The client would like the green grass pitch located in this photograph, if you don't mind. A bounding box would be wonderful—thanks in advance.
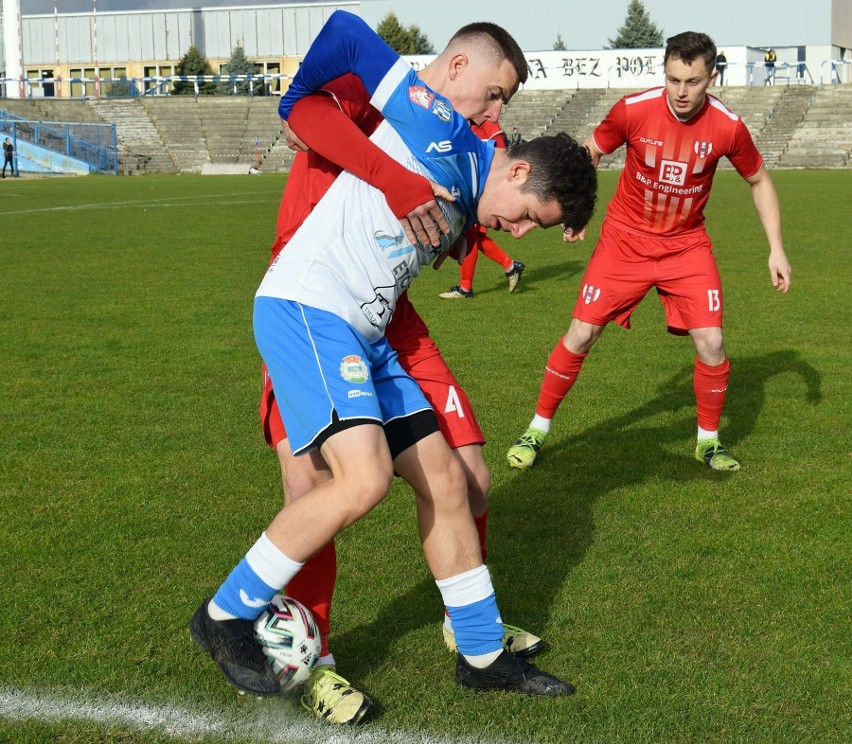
[0,170,849,743]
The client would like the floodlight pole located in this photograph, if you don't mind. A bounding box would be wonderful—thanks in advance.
[2,0,24,98]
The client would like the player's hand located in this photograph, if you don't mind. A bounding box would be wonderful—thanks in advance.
[769,251,791,294]
[563,226,587,243]
[281,119,309,152]
[433,234,469,270]
[399,181,455,248]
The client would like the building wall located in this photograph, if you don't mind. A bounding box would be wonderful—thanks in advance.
[5,1,356,96]
[5,0,852,96]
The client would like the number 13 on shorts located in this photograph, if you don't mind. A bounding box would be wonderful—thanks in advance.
[707,289,721,312]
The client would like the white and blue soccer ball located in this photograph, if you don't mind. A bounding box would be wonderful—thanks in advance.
[254,594,321,692]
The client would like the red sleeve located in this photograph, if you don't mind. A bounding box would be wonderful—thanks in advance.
[728,118,764,179]
[591,97,629,156]
[288,89,434,219]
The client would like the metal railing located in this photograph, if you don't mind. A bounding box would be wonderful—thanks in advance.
[0,74,291,100]
[0,110,118,174]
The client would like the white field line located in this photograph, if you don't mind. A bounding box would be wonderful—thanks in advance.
[0,192,276,216]
[0,687,506,744]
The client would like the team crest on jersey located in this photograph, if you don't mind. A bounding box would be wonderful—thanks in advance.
[409,86,434,109]
[340,355,369,384]
[432,99,452,122]
[582,283,601,304]
[694,141,713,158]
[659,159,687,186]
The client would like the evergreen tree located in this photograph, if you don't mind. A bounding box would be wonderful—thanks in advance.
[216,43,262,96]
[553,34,567,51]
[408,24,435,55]
[607,1,664,48]
[377,12,434,55]
[172,45,215,95]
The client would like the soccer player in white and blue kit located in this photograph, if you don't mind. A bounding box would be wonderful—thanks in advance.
[191,10,597,700]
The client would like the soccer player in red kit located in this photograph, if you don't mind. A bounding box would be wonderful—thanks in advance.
[261,74,544,723]
[438,119,526,299]
[507,31,791,471]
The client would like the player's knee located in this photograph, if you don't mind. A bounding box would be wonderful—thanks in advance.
[344,467,394,516]
[565,320,602,353]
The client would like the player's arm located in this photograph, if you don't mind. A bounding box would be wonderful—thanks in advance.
[279,9,468,163]
[745,165,791,294]
[278,10,401,122]
[288,92,452,247]
[581,135,604,170]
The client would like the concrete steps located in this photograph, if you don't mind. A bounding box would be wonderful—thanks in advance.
[87,98,177,174]
[8,83,851,174]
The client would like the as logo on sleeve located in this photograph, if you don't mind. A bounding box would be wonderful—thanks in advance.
[409,86,434,109]
[659,160,687,186]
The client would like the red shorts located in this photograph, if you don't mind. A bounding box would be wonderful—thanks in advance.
[574,219,723,335]
[259,295,485,450]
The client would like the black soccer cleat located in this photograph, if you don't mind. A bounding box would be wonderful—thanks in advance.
[190,598,281,696]
[455,650,575,696]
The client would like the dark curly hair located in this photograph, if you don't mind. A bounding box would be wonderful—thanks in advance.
[508,132,598,233]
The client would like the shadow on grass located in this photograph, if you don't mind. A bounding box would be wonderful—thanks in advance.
[328,350,821,716]
[489,348,822,629]
[455,258,585,299]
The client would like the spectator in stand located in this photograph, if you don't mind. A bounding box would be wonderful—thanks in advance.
[510,126,523,146]
[2,138,15,178]
[764,49,777,85]
[715,50,727,86]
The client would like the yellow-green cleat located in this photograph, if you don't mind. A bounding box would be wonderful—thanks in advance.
[443,623,545,659]
[507,426,548,469]
[695,438,741,471]
[300,666,372,725]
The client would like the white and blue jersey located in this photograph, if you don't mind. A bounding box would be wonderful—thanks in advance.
[257,10,495,340]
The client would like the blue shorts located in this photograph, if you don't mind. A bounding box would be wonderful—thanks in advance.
[254,297,433,455]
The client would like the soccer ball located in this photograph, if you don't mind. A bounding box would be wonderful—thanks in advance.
[253,594,321,692]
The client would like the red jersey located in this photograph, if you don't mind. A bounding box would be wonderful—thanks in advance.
[470,119,508,149]
[592,88,763,237]
[271,74,383,256]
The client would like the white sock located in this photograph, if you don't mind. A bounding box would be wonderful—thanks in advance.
[207,598,237,621]
[531,415,552,433]
[315,653,336,669]
[698,426,718,441]
[463,649,503,668]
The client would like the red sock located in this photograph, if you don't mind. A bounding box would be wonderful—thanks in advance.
[535,342,587,419]
[694,357,730,432]
[286,541,336,657]
[458,229,482,291]
[474,511,488,563]
[479,233,512,270]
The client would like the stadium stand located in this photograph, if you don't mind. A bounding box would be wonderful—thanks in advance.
[781,84,852,167]
[2,83,851,174]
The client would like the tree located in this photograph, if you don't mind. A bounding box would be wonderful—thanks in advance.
[607,1,664,49]
[216,43,262,96]
[553,34,567,51]
[408,24,435,55]
[376,12,434,55]
[172,45,215,95]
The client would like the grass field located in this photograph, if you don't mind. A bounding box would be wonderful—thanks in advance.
[1,170,850,744]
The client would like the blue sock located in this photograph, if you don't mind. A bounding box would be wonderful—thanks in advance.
[446,593,504,656]
[212,557,279,620]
